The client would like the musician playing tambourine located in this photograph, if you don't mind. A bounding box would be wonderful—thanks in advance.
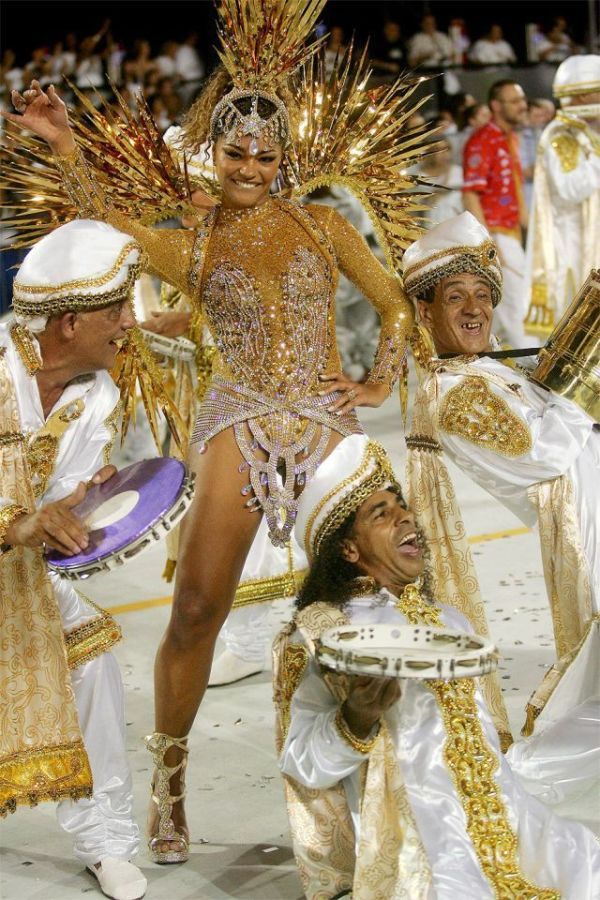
[401,212,599,789]
[0,221,147,900]
[274,435,599,899]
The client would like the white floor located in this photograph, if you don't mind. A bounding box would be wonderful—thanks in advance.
[0,397,587,900]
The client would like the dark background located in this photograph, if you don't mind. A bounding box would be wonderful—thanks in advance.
[1,1,595,67]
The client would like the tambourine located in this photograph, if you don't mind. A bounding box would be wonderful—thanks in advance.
[47,458,195,580]
[140,328,196,362]
[316,624,498,681]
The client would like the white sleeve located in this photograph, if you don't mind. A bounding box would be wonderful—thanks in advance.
[545,133,600,205]
[279,656,371,789]
[440,379,595,492]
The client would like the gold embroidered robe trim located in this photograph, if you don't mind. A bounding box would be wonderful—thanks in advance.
[439,376,532,458]
[65,596,122,670]
[407,360,513,750]
[274,602,431,900]
[0,351,92,816]
[551,131,580,173]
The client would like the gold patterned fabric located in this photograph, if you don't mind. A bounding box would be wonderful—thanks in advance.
[439,376,532,458]
[57,149,412,544]
[273,602,431,900]
[551,132,580,174]
[65,596,122,670]
[428,678,559,900]
[0,353,92,817]
[407,362,513,750]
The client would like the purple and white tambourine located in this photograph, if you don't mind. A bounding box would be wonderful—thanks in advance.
[47,458,195,580]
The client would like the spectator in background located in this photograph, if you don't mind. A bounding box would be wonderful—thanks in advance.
[463,79,529,347]
[418,138,464,226]
[538,17,580,63]
[370,21,405,80]
[520,99,556,210]
[122,39,158,95]
[407,14,453,69]
[74,23,110,92]
[324,25,348,75]
[470,25,517,66]
[448,102,492,165]
[448,18,471,65]
[155,40,180,80]
[175,32,204,84]
[156,76,183,123]
[23,47,52,88]
[0,49,24,97]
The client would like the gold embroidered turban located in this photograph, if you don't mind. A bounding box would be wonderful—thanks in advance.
[402,211,503,308]
[294,434,398,560]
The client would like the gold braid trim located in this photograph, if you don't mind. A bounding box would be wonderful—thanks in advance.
[12,264,141,318]
[334,707,380,754]
[427,679,560,899]
[64,603,122,670]
[232,567,307,609]
[102,400,122,466]
[405,434,442,453]
[0,739,93,818]
[0,432,24,447]
[10,322,43,375]
[439,377,532,458]
[394,580,443,626]
[0,504,28,546]
[14,241,139,295]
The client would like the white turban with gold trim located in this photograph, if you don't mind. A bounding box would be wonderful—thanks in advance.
[553,54,600,103]
[402,211,503,308]
[12,219,142,332]
[294,434,398,560]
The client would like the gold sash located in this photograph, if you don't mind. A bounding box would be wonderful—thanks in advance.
[406,357,513,750]
[0,350,92,816]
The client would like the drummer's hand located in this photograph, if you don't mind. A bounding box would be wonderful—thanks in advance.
[341,676,401,740]
[141,310,192,338]
[90,464,117,486]
[3,81,76,155]
[318,373,390,415]
[4,482,89,555]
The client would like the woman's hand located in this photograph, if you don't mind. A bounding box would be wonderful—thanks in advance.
[141,310,192,338]
[318,373,391,415]
[4,80,75,154]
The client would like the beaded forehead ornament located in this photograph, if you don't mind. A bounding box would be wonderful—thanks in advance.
[209,0,327,153]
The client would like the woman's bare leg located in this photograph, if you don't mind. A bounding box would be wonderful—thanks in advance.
[148,428,263,852]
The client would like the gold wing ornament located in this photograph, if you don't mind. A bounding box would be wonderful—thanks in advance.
[285,44,438,270]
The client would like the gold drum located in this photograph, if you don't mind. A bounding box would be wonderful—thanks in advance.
[530,269,600,422]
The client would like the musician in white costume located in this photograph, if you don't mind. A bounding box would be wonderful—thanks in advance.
[526,55,600,330]
[274,435,600,900]
[0,221,147,900]
[402,212,599,797]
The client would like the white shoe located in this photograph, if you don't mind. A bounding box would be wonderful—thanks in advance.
[87,858,147,900]
[208,649,264,686]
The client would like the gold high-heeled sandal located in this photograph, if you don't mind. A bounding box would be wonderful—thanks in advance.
[145,732,190,864]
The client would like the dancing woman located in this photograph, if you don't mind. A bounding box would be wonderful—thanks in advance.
[5,0,418,863]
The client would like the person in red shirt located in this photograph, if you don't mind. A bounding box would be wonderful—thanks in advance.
[463,80,530,347]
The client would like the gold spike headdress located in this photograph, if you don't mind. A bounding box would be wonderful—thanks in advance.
[209,0,327,151]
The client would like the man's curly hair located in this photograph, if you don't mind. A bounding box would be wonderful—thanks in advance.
[296,486,436,611]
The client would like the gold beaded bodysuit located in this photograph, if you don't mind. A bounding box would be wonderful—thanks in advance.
[57,151,412,544]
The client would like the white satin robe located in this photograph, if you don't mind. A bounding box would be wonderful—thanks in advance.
[0,326,140,864]
[280,592,600,899]
[435,356,599,806]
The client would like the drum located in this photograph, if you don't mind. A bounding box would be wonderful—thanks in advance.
[316,624,498,681]
[529,269,600,422]
[141,329,196,363]
[47,458,195,580]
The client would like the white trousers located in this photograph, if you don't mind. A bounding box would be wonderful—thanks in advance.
[220,603,272,663]
[491,231,530,349]
[51,575,140,865]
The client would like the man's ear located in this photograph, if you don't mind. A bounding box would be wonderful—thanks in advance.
[340,538,359,564]
[416,299,434,329]
[57,311,78,340]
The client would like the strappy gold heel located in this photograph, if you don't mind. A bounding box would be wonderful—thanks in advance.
[145,732,189,864]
